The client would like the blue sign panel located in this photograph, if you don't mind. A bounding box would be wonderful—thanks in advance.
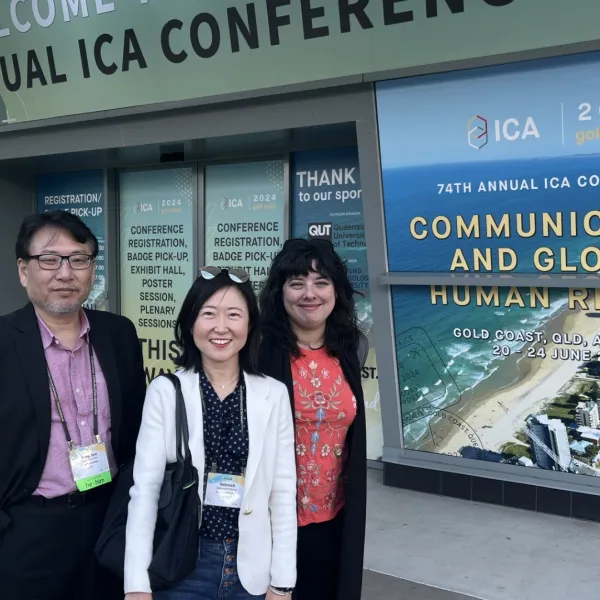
[377,52,600,274]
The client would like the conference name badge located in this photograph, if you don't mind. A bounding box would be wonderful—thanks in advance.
[205,473,245,509]
[69,442,112,492]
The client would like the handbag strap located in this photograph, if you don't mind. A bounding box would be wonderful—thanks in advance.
[161,373,191,465]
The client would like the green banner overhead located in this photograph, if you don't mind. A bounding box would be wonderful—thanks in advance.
[1,0,599,125]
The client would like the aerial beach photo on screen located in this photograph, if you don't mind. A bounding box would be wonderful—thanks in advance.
[395,285,600,476]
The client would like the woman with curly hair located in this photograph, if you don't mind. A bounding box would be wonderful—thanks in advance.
[258,238,367,600]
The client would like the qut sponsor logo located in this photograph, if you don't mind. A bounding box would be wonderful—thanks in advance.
[308,222,332,241]
[467,115,540,149]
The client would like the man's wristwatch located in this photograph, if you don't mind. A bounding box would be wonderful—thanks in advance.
[269,586,294,596]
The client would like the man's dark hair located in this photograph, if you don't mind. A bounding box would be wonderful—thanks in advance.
[259,238,360,358]
[173,272,263,376]
[15,211,99,260]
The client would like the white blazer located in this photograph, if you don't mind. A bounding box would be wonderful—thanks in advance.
[124,369,298,595]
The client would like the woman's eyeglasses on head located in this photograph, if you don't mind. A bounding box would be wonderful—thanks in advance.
[198,266,249,284]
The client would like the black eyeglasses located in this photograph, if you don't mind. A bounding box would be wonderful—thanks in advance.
[198,266,249,284]
[27,254,95,271]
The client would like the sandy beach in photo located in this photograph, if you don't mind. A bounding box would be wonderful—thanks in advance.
[432,307,600,456]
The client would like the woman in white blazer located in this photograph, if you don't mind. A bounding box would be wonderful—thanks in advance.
[124,267,297,600]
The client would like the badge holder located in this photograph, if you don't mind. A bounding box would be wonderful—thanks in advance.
[68,435,112,492]
[204,462,246,509]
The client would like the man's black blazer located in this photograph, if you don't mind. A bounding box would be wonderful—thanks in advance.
[0,303,146,532]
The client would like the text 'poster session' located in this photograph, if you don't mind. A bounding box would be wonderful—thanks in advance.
[37,169,107,310]
[204,160,286,293]
[377,52,600,477]
[291,148,382,461]
[120,168,194,384]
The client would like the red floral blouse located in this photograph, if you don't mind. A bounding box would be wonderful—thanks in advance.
[291,347,357,527]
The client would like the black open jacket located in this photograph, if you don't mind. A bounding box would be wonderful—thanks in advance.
[0,303,146,532]
[258,336,367,600]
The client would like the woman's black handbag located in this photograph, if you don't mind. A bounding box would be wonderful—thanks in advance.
[95,373,200,591]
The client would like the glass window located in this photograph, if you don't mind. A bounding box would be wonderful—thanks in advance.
[119,167,195,383]
[377,52,600,478]
[291,148,383,461]
[393,284,600,476]
[204,160,286,293]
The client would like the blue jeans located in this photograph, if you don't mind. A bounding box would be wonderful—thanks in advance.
[154,537,265,600]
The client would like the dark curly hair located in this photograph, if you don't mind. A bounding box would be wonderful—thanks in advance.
[259,238,360,358]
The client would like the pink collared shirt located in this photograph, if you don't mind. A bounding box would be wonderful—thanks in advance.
[34,311,115,498]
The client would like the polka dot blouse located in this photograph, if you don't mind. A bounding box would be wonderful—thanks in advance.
[199,370,249,541]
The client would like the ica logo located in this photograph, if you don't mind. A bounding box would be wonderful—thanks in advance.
[221,197,243,209]
[467,115,540,149]
[134,202,153,214]
[308,222,332,241]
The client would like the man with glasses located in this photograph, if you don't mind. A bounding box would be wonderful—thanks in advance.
[0,210,146,600]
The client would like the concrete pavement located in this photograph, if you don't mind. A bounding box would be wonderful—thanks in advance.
[363,469,600,599]
[363,570,479,599]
